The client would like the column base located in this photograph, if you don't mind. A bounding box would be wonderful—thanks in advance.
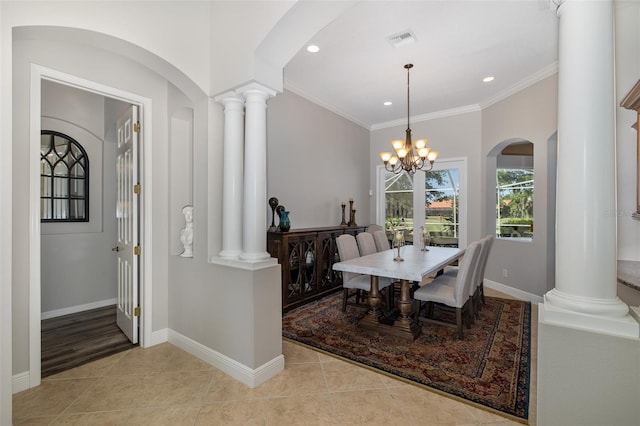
[217,249,242,260]
[239,251,272,262]
[541,291,639,338]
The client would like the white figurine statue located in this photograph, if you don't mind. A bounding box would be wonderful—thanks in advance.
[180,205,193,258]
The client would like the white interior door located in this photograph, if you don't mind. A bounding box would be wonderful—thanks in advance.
[115,105,139,343]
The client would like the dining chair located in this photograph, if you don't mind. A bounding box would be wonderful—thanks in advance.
[335,234,392,312]
[356,232,378,256]
[442,235,494,314]
[372,230,390,252]
[476,235,494,306]
[412,240,482,339]
[366,224,384,233]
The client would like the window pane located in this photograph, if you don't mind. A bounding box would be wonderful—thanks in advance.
[54,136,69,156]
[53,162,68,177]
[53,177,68,197]
[40,134,52,156]
[70,163,84,178]
[384,171,413,230]
[69,178,84,197]
[69,200,85,220]
[424,168,459,247]
[496,168,534,240]
[41,176,51,197]
[41,199,51,220]
[53,199,67,220]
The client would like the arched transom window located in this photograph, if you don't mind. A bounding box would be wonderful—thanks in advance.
[40,130,89,222]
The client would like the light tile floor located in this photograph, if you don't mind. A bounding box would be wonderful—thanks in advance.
[13,288,537,425]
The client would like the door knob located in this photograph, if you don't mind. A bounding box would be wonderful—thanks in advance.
[111,246,120,252]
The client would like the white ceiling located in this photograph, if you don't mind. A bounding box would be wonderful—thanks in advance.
[283,0,558,129]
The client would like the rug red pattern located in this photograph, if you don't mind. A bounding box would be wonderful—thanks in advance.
[282,293,531,420]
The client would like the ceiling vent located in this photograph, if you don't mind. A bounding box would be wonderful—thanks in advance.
[386,30,417,48]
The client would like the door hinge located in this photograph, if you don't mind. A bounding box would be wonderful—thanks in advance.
[133,122,140,133]
[133,183,141,194]
[134,245,141,256]
[134,306,141,317]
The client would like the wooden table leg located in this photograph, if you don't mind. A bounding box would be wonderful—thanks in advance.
[359,276,384,330]
[393,279,421,339]
[366,276,382,320]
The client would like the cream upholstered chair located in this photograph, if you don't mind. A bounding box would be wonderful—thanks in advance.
[367,224,384,233]
[373,230,390,252]
[335,234,392,312]
[356,232,377,256]
[476,235,494,305]
[443,235,494,314]
[413,240,482,339]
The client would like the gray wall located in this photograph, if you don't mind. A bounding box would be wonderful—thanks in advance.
[369,111,482,243]
[40,81,119,315]
[267,90,371,229]
[12,35,171,374]
[481,75,558,297]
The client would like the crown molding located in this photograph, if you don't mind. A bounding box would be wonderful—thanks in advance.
[370,105,481,131]
[480,62,559,110]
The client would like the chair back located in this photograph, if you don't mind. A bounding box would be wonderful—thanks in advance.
[367,224,384,233]
[466,237,489,297]
[477,235,494,286]
[454,241,482,306]
[373,230,390,252]
[356,232,377,256]
[336,234,361,282]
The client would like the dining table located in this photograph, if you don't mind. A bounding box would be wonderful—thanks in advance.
[332,244,465,341]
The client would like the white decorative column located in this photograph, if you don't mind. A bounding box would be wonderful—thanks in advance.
[215,93,244,259]
[239,83,276,261]
[543,0,637,336]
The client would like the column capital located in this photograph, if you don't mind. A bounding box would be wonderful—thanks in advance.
[235,82,277,100]
[214,91,244,107]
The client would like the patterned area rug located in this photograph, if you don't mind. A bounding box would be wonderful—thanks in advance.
[282,292,531,421]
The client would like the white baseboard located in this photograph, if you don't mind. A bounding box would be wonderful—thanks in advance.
[484,279,544,304]
[12,371,30,394]
[41,298,117,320]
[167,329,284,388]
[149,328,168,347]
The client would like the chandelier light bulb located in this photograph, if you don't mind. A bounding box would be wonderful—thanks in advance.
[380,152,392,162]
[414,139,427,149]
[427,151,439,162]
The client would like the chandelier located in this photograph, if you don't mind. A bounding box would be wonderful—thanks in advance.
[379,64,438,175]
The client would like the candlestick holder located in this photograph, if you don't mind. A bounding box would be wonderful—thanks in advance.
[340,203,348,226]
[420,226,430,252]
[268,197,279,231]
[393,230,405,261]
[347,199,355,226]
[349,208,357,227]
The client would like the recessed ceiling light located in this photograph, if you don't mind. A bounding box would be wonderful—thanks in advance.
[384,101,392,106]
[483,76,495,83]
[306,45,320,53]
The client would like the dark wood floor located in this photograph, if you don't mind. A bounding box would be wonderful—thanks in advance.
[41,305,137,378]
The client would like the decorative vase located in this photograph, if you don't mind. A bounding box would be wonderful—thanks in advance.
[278,210,291,232]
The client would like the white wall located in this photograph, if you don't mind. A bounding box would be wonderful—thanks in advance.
[481,75,558,297]
[40,81,119,316]
[267,90,371,228]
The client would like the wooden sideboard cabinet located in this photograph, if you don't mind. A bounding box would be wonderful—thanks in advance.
[268,226,366,313]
